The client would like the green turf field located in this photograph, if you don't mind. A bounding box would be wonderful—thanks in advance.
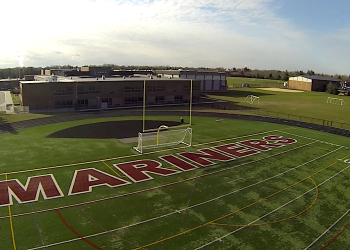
[208,87,350,127]
[1,115,350,250]
[227,77,284,88]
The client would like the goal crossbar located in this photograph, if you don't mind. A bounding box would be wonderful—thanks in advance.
[327,97,345,105]
[133,127,192,154]
[245,95,259,104]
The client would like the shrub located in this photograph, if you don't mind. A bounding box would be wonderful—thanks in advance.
[326,83,338,95]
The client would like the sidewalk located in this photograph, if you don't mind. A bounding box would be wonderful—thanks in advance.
[0,91,15,114]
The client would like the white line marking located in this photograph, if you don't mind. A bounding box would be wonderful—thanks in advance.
[304,208,350,249]
[276,130,342,147]
[195,164,350,250]
[1,130,280,176]
[27,145,341,250]
[5,141,317,220]
[228,178,242,183]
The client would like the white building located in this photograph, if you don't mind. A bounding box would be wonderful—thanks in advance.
[154,70,228,92]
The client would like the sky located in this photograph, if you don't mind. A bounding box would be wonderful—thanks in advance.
[0,0,349,75]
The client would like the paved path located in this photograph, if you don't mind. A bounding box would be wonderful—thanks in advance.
[0,92,5,105]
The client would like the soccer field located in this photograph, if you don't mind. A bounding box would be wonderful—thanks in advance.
[1,115,350,250]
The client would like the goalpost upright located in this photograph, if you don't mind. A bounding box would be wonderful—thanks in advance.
[134,79,194,154]
[142,79,193,133]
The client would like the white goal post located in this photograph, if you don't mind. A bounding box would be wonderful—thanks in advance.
[245,95,259,104]
[327,97,345,106]
[133,126,192,154]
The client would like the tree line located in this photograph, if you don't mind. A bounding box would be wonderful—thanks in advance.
[0,64,349,82]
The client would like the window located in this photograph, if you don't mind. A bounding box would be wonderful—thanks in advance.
[77,99,88,107]
[133,86,142,92]
[154,85,164,92]
[125,97,139,105]
[146,85,153,92]
[55,87,73,95]
[77,86,99,94]
[125,86,132,92]
[55,100,73,108]
[174,95,183,102]
[77,86,84,94]
[102,98,112,106]
[183,85,190,90]
[155,96,164,103]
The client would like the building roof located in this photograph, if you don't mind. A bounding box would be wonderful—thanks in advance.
[301,75,341,82]
[20,75,197,84]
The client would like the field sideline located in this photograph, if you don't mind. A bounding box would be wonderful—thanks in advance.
[0,115,350,249]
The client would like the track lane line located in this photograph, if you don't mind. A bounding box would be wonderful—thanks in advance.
[27,144,342,250]
[195,164,350,249]
[210,176,319,227]
[56,209,103,250]
[6,174,17,250]
[3,141,318,221]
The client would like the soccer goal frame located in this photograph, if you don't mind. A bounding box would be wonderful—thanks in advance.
[133,126,192,154]
[327,97,345,106]
[245,95,259,104]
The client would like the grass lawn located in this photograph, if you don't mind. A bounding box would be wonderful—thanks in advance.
[227,77,284,88]
[208,87,350,127]
[0,113,53,125]
[0,115,350,249]
[10,93,21,105]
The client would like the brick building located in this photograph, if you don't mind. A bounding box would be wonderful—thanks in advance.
[20,76,201,111]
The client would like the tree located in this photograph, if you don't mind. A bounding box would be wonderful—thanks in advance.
[326,83,338,95]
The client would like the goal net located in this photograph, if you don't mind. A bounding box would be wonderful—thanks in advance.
[327,97,345,105]
[245,95,259,104]
[133,126,192,154]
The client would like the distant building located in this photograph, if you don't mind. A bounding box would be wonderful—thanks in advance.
[20,76,201,111]
[288,75,341,92]
[155,70,228,92]
[0,79,20,91]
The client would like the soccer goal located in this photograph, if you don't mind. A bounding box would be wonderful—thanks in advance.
[133,126,192,154]
[327,97,345,106]
[245,95,259,104]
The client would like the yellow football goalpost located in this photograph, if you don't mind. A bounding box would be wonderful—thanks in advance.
[142,79,193,133]
[133,79,193,154]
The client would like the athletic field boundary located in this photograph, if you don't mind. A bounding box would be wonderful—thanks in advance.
[27,145,344,249]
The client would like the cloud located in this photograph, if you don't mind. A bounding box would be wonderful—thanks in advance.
[0,0,347,74]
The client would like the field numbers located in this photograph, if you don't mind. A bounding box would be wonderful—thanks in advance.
[339,159,350,164]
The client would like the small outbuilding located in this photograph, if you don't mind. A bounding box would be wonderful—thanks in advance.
[288,75,341,92]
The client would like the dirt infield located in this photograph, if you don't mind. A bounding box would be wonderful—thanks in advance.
[257,88,304,93]
[47,120,181,139]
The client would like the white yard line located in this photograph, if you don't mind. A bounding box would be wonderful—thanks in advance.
[1,129,280,176]
[276,130,342,147]
[304,207,350,249]
[195,164,350,250]
[4,141,317,221]
[27,145,341,250]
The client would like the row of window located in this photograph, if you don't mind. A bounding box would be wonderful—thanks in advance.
[54,95,196,108]
[55,100,73,108]
[77,86,99,94]
[55,87,73,95]
[125,85,166,92]
[55,84,198,95]
[125,97,143,104]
